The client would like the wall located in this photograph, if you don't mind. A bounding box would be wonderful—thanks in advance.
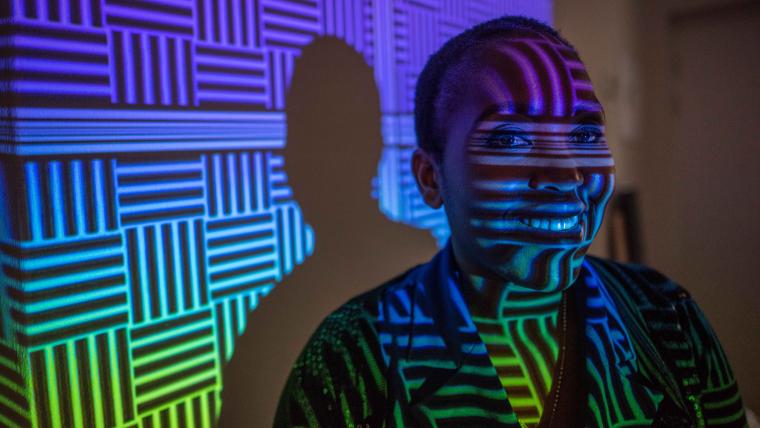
[0,1,551,427]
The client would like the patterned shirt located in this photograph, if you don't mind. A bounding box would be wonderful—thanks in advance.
[273,242,747,427]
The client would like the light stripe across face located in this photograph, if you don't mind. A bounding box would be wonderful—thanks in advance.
[484,37,602,117]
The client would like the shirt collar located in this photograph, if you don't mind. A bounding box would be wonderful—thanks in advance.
[417,239,638,373]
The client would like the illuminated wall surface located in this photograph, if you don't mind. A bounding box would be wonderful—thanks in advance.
[0,1,550,426]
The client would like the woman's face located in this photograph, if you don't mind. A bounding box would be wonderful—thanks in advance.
[437,35,615,292]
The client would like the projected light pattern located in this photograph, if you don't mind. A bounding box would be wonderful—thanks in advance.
[470,291,564,426]
[276,238,746,426]
[0,1,551,427]
[273,243,668,427]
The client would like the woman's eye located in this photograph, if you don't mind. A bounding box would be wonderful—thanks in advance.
[570,127,603,144]
[486,130,532,148]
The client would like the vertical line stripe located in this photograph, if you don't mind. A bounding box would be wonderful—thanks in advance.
[132,33,144,104]
[213,0,221,43]
[67,342,83,427]
[176,38,187,106]
[196,0,206,41]
[90,0,101,26]
[116,329,134,421]
[75,339,95,428]
[222,153,231,215]
[106,331,124,425]
[80,160,98,233]
[180,221,193,311]
[167,37,178,105]
[275,207,284,278]
[241,0,249,46]
[172,221,185,311]
[54,344,73,428]
[142,33,154,105]
[241,152,251,213]
[62,161,76,236]
[111,31,124,103]
[23,0,36,19]
[60,0,70,24]
[227,153,238,214]
[262,153,269,209]
[159,35,171,105]
[123,32,135,104]
[163,223,177,314]
[47,0,59,21]
[189,221,201,307]
[30,351,51,428]
[155,224,168,318]
[184,39,195,106]
[214,303,225,369]
[104,159,117,230]
[25,162,43,240]
[145,226,160,319]
[203,0,212,42]
[69,0,82,25]
[252,152,261,211]
[203,154,215,216]
[92,159,106,233]
[39,162,54,238]
[216,0,232,45]
[195,219,208,305]
[137,226,151,322]
[127,227,143,323]
[96,334,115,427]
[50,161,66,239]
[213,154,223,216]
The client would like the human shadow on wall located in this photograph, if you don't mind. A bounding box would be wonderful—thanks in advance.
[218,37,438,426]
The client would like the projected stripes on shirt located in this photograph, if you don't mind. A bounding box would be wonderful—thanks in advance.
[471,291,561,427]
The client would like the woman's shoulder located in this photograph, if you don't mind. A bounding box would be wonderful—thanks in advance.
[584,256,748,427]
[299,263,424,357]
[584,255,692,309]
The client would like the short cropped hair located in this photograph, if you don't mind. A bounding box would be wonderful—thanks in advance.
[413,16,575,161]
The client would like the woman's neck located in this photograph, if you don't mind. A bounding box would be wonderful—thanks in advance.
[450,240,564,320]
[457,271,564,320]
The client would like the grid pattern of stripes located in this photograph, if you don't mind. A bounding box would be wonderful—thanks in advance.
[1,1,550,426]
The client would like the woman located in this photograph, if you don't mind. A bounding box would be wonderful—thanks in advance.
[274,16,747,428]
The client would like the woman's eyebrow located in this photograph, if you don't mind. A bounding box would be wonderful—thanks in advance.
[572,110,605,124]
[474,103,535,125]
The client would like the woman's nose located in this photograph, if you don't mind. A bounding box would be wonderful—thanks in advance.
[528,164,583,192]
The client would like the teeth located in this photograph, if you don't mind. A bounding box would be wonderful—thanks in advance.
[519,215,579,231]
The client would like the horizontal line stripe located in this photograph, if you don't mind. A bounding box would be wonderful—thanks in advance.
[17,313,127,346]
[470,155,614,167]
[135,375,216,413]
[206,213,272,231]
[0,235,121,258]
[18,133,278,143]
[9,140,283,155]
[14,108,284,121]
[12,36,108,54]
[5,255,123,281]
[105,0,192,16]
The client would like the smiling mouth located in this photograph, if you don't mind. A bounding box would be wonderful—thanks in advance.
[517,215,579,231]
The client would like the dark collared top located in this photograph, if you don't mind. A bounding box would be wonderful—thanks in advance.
[273,242,747,427]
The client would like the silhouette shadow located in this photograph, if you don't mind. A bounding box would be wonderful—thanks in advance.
[218,37,437,426]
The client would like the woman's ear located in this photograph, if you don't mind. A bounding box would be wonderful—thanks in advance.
[412,148,443,209]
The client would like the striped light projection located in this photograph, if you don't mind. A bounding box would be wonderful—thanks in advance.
[0,1,551,427]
